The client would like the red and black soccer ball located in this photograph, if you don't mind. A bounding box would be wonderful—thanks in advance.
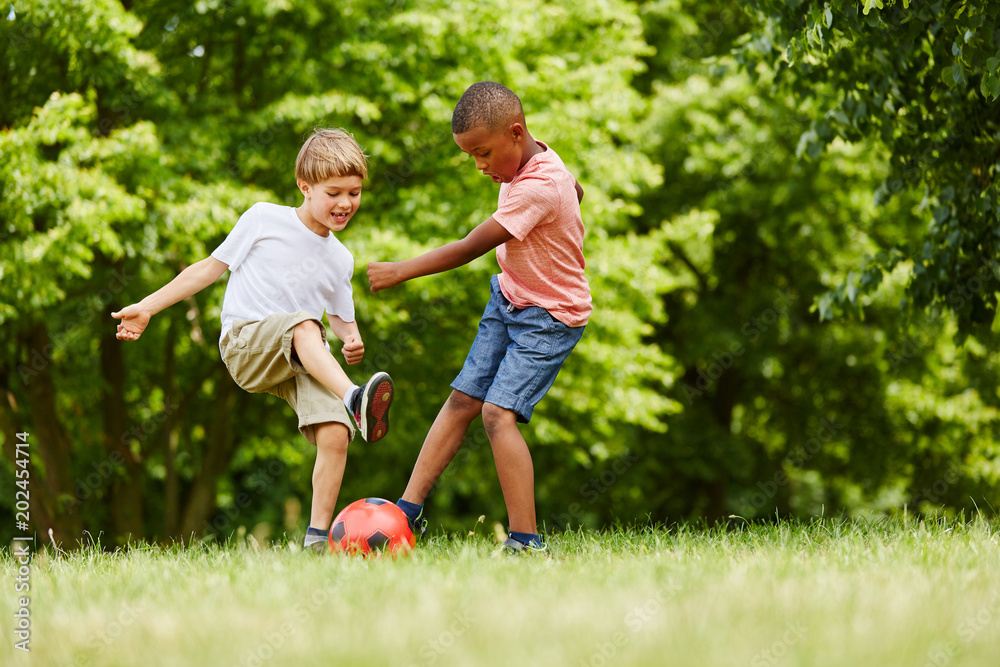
[328,497,415,557]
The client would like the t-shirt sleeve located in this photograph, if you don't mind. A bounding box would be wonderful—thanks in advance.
[211,204,261,271]
[492,174,559,241]
[327,258,356,323]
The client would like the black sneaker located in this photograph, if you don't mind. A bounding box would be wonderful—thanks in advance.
[407,508,428,541]
[350,372,394,442]
[498,535,548,556]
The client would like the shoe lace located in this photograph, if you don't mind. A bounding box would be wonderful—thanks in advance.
[349,387,363,422]
[410,512,427,536]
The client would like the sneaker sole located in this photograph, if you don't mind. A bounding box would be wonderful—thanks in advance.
[360,373,393,442]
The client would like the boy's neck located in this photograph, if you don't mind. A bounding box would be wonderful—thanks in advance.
[294,205,331,237]
[518,135,544,171]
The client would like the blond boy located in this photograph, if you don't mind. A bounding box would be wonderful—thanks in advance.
[113,129,394,550]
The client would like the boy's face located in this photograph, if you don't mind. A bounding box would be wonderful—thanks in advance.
[453,123,525,184]
[297,174,363,235]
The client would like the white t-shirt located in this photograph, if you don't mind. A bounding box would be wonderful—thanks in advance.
[211,202,355,343]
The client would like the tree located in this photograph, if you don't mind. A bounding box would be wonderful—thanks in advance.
[737,0,1000,341]
[0,0,675,545]
[620,0,1000,523]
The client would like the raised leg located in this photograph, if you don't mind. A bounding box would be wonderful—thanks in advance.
[291,320,352,399]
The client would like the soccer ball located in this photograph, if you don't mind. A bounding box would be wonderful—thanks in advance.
[328,497,415,556]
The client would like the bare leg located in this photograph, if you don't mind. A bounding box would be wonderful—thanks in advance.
[309,422,351,529]
[291,320,352,399]
[482,402,536,535]
[401,390,484,504]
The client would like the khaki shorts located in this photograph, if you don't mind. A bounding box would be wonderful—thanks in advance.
[220,311,355,445]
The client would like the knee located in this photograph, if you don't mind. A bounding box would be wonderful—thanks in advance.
[481,402,516,436]
[313,422,350,450]
[292,319,322,342]
[445,390,484,419]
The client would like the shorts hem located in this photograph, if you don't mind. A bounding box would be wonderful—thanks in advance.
[299,411,355,445]
[484,386,531,424]
[450,378,488,403]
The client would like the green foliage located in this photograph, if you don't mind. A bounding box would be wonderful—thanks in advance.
[0,0,674,544]
[1,0,998,545]
[618,0,1000,524]
[738,0,1000,343]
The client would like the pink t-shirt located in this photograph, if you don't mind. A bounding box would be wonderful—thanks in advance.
[493,142,592,327]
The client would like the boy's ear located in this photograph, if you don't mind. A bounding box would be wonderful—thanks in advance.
[297,179,311,197]
[509,122,525,143]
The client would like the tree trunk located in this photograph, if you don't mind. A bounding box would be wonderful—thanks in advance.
[17,322,81,542]
[101,318,145,544]
[705,371,740,523]
[162,325,179,537]
[178,380,239,537]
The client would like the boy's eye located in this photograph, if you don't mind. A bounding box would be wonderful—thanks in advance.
[479,151,490,157]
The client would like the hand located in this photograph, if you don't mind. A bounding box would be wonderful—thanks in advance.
[111,304,152,341]
[341,336,364,365]
[367,261,403,293]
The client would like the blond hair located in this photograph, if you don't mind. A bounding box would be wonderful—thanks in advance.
[295,128,368,184]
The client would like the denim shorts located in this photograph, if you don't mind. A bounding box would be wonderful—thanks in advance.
[451,275,585,423]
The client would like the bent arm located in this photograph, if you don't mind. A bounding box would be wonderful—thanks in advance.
[368,217,514,292]
[328,314,364,365]
[326,314,360,343]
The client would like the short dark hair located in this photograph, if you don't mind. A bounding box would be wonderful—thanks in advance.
[451,82,524,134]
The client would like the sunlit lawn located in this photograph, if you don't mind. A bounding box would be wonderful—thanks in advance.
[2,517,999,667]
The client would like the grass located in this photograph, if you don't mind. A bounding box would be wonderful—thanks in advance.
[3,517,1000,666]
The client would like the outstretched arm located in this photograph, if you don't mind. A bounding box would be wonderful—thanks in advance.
[112,256,229,341]
[367,216,514,292]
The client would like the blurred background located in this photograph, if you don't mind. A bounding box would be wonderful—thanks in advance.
[2,0,998,547]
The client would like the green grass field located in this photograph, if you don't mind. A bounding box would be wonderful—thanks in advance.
[3,518,999,667]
